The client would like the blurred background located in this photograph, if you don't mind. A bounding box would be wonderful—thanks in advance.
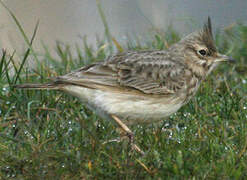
[0,0,246,55]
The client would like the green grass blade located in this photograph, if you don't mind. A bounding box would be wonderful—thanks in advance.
[14,21,39,84]
[0,49,7,78]
[96,0,113,54]
[0,1,39,63]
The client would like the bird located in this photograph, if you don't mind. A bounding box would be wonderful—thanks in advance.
[14,17,235,154]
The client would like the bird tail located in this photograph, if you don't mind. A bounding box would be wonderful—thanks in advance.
[13,83,60,90]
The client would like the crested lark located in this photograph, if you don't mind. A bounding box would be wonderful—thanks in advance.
[15,17,235,154]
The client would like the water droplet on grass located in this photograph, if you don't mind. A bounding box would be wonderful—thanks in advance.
[168,130,173,139]
[164,123,170,128]
[183,112,191,117]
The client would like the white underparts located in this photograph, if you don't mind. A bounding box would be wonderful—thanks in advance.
[63,85,184,125]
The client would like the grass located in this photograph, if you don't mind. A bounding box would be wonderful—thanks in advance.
[0,3,247,179]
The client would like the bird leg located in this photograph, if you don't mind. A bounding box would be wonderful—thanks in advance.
[111,115,144,155]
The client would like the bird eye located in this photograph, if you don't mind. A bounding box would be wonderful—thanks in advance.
[198,49,207,56]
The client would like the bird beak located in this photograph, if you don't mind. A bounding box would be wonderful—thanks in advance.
[215,53,236,63]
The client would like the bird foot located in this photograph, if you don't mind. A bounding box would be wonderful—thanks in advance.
[103,131,144,155]
[111,115,144,155]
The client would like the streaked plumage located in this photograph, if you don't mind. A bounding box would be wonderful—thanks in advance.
[15,17,235,126]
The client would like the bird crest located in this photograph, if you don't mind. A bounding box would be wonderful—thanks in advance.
[200,17,216,53]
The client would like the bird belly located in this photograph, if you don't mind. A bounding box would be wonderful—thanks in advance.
[63,85,183,125]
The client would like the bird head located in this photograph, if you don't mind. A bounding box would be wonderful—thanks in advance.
[171,17,235,77]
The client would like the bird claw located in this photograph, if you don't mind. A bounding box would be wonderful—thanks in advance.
[103,115,145,155]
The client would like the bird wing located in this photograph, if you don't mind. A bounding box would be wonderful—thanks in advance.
[54,51,188,95]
